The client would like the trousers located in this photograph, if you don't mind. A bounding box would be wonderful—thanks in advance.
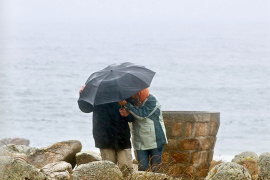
[136,144,164,172]
[100,148,133,177]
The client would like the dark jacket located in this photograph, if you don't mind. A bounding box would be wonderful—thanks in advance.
[78,101,134,149]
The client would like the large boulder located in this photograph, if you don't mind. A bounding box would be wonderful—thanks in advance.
[232,151,258,180]
[0,147,28,163]
[130,171,179,180]
[0,156,47,180]
[258,152,270,180]
[0,143,34,154]
[73,160,123,180]
[40,161,73,180]
[209,160,222,171]
[76,151,102,166]
[232,151,259,162]
[0,137,30,147]
[1,140,82,168]
[205,162,252,180]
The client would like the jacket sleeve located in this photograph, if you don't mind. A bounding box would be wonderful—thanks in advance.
[125,95,157,120]
[124,113,135,122]
[78,100,93,113]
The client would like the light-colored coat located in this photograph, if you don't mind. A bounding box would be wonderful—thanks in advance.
[125,94,168,150]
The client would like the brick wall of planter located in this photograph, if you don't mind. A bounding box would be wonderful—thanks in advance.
[161,111,220,179]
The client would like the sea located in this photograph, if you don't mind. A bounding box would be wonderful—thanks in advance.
[0,21,269,161]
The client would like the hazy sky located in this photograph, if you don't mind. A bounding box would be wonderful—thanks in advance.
[1,0,270,24]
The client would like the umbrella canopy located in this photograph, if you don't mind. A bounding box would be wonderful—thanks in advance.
[78,62,156,112]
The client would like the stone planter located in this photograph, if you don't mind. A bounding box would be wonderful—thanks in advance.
[161,111,220,180]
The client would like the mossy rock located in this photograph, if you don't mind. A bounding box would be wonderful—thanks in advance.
[205,162,252,180]
[258,152,270,179]
[73,160,123,180]
[0,156,47,180]
[232,151,259,162]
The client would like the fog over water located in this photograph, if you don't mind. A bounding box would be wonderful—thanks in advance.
[0,0,269,160]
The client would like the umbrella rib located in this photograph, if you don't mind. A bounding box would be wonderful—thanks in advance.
[114,73,124,101]
[116,73,151,100]
[126,72,154,86]
[92,73,110,105]
[93,70,118,105]
[86,71,108,83]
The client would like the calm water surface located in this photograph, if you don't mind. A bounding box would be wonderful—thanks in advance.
[0,22,269,160]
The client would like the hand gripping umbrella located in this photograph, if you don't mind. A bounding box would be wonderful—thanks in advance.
[78,62,156,112]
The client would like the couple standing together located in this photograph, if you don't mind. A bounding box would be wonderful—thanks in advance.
[78,86,167,176]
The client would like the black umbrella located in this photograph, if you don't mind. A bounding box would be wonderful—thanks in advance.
[78,62,156,112]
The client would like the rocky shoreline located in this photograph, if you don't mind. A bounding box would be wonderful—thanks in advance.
[208,151,270,180]
[0,138,270,180]
[0,139,178,180]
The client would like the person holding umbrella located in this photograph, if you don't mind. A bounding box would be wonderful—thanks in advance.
[79,84,134,177]
[119,88,168,172]
[78,62,156,176]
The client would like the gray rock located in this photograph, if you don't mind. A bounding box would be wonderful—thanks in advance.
[232,151,258,180]
[232,151,259,162]
[1,140,82,168]
[130,171,179,180]
[76,151,102,166]
[73,160,123,180]
[205,162,252,180]
[0,137,30,147]
[258,152,270,180]
[1,144,37,155]
[0,147,28,163]
[40,161,73,180]
[0,156,47,180]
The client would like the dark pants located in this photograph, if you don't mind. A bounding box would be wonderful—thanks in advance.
[136,144,164,172]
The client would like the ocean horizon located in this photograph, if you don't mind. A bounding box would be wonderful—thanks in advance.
[0,21,269,160]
